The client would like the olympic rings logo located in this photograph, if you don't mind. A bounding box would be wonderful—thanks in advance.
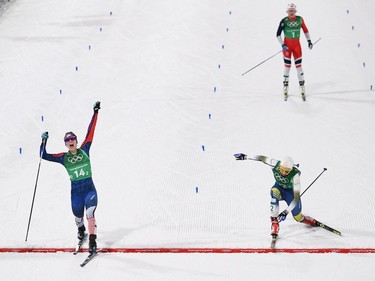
[68,154,83,164]
[287,21,299,28]
[274,173,289,184]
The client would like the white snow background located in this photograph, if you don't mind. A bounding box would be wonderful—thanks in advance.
[0,0,375,280]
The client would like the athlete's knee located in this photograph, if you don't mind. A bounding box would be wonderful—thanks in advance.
[86,206,96,219]
[72,206,84,218]
[271,188,282,200]
[295,57,302,68]
[284,57,292,68]
[270,198,279,217]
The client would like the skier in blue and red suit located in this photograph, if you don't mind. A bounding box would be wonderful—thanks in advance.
[40,101,101,254]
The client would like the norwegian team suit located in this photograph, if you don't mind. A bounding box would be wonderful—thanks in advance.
[40,112,98,235]
[276,15,311,82]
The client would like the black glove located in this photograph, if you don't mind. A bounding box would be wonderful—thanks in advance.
[93,101,101,112]
[234,153,247,160]
[282,44,288,52]
[308,40,313,50]
[278,210,289,222]
[41,131,49,141]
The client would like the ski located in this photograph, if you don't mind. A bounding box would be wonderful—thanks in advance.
[315,220,342,236]
[80,250,99,267]
[270,235,277,249]
[74,233,88,255]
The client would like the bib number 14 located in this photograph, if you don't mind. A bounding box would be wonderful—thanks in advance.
[74,169,87,178]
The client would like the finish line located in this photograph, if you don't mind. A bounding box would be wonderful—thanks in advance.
[1,248,375,254]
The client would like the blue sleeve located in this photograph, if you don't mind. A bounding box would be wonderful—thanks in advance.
[40,141,65,165]
[276,18,284,37]
[81,143,91,156]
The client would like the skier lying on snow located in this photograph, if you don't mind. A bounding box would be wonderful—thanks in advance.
[234,153,317,239]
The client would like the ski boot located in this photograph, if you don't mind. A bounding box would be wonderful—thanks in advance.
[271,217,279,239]
[299,80,306,101]
[89,234,97,254]
[301,215,317,226]
[77,225,86,241]
[283,79,289,101]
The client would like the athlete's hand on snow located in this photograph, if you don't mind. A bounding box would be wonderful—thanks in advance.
[308,40,313,50]
[278,210,289,222]
[41,131,49,141]
[282,44,288,52]
[93,101,101,113]
[234,153,247,160]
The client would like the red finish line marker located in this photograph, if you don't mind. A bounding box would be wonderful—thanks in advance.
[1,248,375,254]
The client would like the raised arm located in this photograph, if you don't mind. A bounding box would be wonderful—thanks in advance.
[80,102,100,152]
[39,133,65,165]
[80,112,98,150]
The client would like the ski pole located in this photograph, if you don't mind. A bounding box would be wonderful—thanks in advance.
[25,137,47,241]
[299,167,341,235]
[241,37,322,76]
[312,37,322,46]
[241,50,281,76]
[300,167,327,197]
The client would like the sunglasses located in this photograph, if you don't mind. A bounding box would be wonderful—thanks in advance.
[279,166,292,174]
[64,136,77,142]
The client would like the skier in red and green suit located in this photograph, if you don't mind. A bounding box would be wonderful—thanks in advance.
[276,3,313,90]
[40,101,101,254]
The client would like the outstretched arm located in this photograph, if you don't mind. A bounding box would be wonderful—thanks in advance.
[251,155,278,167]
[234,153,278,167]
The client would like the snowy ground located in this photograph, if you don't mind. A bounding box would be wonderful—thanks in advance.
[1,253,375,281]
[0,0,375,280]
